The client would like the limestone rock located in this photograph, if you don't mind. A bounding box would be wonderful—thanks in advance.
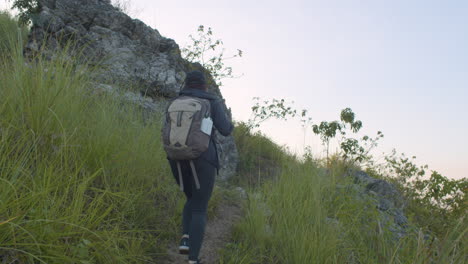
[27,0,183,98]
[347,170,409,239]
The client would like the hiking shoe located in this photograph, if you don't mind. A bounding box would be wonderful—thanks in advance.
[188,260,203,264]
[178,236,189,255]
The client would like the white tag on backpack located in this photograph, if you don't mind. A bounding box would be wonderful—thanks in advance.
[201,117,213,135]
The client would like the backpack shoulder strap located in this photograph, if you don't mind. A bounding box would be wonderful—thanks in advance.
[190,161,201,190]
[176,161,184,191]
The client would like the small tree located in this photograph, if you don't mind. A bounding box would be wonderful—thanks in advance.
[182,25,242,86]
[247,97,297,130]
[9,0,40,25]
[312,108,369,163]
[312,121,342,162]
[340,131,384,164]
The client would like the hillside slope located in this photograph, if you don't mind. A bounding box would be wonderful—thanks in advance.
[1,6,466,264]
[26,0,238,180]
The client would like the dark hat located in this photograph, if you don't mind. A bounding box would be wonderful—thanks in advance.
[185,70,206,89]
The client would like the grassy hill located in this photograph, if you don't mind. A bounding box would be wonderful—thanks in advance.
[0,12,185,263]
[1,12,466,264]
[223,123,466,263]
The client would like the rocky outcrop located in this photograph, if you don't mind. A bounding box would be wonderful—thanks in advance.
[26,0,238,179]
[27,0,183,97]
[349,170,408,238]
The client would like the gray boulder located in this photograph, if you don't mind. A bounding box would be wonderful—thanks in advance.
[26,0,238,180]
[347,170,409,239]
[27,0,185,97]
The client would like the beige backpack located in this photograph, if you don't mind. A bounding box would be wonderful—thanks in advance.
[162,95,213,190]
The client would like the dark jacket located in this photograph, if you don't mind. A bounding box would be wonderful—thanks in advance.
[171,88,234,169]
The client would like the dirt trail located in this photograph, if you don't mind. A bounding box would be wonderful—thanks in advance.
[163,199,243,264]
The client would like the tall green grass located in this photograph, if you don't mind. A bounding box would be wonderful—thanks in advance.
[0,11,28,57]
[221,136,467,263]
[0,13,181,263]
[232,122,298,187]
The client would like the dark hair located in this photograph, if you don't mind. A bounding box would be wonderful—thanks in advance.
[184,70,206,90]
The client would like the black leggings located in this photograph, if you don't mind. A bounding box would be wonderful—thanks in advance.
[170,159,216,261]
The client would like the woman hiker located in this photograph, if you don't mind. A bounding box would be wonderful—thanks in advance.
[164,70,234,264]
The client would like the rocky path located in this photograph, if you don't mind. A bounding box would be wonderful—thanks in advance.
[163,197,244,264]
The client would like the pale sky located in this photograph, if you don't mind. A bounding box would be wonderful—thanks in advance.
[2,0,467,179]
